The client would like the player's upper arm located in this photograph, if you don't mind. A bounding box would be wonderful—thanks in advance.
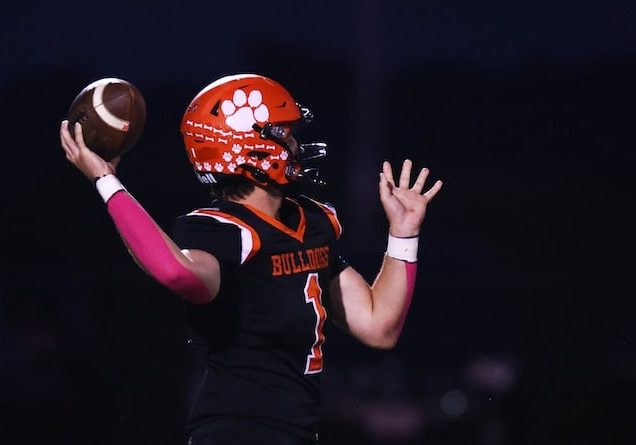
[180,248,222,302]
[329,266,387,347]
[171,210,243,303]
[330,268,401,349]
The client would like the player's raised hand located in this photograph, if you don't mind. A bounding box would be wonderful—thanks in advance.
[60,120,120,181]
[379,159,442,237]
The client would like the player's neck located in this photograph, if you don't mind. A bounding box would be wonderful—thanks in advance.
[229,186,283,219]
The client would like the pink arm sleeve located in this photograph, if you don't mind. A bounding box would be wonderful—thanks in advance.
[106,191,211,304]
[398,262,418,331]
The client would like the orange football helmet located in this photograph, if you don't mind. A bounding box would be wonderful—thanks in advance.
[180,74,326,187]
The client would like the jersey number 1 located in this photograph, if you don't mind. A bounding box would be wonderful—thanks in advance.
[304,273,326,374]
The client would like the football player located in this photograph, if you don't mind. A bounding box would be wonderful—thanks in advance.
[59,74,442,445]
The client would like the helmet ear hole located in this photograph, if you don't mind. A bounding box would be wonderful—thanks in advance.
[246,151,269,160]
[211,100,221,116]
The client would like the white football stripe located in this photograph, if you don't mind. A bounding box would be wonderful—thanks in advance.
[92,82,130,131]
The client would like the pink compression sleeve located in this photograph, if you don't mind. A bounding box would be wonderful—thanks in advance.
[398,262,418,331]
[106,191,211,304]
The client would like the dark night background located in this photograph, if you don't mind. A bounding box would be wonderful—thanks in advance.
[1,1,635,444]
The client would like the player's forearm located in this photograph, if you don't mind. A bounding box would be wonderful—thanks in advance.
[332,235,419,349]
[369,255,417,348]
[97,176,214,304]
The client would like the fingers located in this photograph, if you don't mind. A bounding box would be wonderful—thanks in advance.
[60,120,79,159]
[383,159,442,199]
[382,161,395,187]
[383,160,413,188]
[398,159,412,188]
[379,172,392,201]
[424,180,443,201]
[60,121,69,150]
[411,167,429,193]
[73,122,89,151]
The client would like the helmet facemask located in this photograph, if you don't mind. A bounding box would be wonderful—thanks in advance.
[252,104,328,188]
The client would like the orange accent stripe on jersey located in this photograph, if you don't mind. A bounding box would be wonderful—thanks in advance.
[306,198,343,240]
[187,209,262,263]
[242,200,306,243]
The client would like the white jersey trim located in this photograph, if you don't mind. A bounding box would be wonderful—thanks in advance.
[187,210,257,264]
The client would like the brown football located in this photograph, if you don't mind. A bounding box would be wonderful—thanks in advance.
[67,78,146,161]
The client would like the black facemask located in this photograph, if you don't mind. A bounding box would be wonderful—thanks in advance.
[252,103,328,187]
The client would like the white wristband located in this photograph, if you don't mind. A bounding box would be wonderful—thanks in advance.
[95,174,126,203]
[386,234,419,262]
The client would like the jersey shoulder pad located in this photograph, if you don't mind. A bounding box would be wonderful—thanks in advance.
[299,196,343,240]
[184,207,262,263]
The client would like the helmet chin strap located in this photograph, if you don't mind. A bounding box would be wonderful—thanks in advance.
[239,164,273,187]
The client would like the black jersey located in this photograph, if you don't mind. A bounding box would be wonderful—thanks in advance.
[172,195,345,441]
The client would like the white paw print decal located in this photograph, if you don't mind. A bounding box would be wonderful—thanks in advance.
[228,163,237,172]
[261,160,271,170]
[221,89,269,132]
[222,152,233,162]
[231,143,242,154]
[203,162,212,171]
[214,163,224,172]
[236,156,246,165]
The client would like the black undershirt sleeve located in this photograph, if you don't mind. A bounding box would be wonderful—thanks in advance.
[172,215,242,265]
[328,241,350,279]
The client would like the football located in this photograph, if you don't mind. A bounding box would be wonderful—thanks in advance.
[67,78,146,161]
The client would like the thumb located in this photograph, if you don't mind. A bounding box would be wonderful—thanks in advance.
[379,172,393,202]
[108,155,121,172]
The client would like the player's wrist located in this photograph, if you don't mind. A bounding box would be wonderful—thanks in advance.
[386,233,418,262]
[388,221,421,238]
[93,172,112,183]
[95,174,126,203]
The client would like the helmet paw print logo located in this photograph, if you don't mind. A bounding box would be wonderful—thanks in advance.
[221,89,269,132]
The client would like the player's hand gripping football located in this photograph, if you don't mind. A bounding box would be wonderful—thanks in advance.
[59,120,120,181]
[379,159,443,238]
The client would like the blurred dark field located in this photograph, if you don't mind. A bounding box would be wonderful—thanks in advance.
[1,1,635,444]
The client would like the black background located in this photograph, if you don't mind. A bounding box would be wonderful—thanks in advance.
[1,1,635,444]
